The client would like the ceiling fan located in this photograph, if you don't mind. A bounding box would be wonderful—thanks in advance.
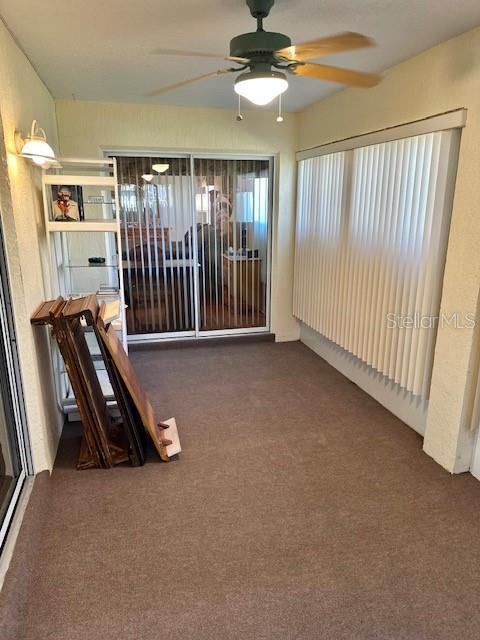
[148,0,381,107]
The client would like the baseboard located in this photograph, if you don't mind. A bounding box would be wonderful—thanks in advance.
[0,477,34,593]
[274,332,301,343]
[471,429,480,479]
[300,324,428,436]
[129,332,276,351]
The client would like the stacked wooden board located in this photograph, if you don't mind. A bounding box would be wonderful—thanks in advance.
[31,295,181,469]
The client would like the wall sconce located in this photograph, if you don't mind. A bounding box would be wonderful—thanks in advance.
[142,174,154,182]
[15,120,57,167]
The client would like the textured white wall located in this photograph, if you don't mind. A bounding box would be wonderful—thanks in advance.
[0,21,62,472]
[55,100,300,342]
[298,26,480,473]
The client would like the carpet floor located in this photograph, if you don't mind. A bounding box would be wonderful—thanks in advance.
[2,340,480,639]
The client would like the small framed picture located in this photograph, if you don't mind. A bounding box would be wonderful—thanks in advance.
[51,185,84,222]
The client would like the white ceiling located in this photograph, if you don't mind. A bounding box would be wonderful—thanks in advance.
[2,0,480,112]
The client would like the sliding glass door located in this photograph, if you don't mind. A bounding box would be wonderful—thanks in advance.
[0,217,30,551]
[115,154,272,339]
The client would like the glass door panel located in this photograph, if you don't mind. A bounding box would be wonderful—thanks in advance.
[0,218,29,550]
[0,376,23,530]
[193,158,270,332]
[116,156,195,335]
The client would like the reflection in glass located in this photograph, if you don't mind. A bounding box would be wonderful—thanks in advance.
[115,156,271,335]
[0,223,27,539]
[193,158,270,331]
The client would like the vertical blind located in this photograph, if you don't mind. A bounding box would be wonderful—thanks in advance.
[294,129,460,399]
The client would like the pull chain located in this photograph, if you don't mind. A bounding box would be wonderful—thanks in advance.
[276,94,284,123]
[236,94,243,122]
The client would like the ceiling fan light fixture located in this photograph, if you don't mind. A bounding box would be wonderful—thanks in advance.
[234,69,288,106]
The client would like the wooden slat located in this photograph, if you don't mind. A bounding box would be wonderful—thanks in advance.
[47,300,104,468]
[96,302,172,461]
[61,316,117,467]
[78,434,100,470]
[31,297,65,325]
[93,327,146,467]
[62,294,99,322]
[101,300,121,325]
[62,296,146,467]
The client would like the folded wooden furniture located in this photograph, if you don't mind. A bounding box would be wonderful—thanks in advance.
[31,297,129,469]
[61,296,146,467]
[31,295,181,469]
[32,298,100,469]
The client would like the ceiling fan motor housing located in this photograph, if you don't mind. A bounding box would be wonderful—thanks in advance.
[230,31,291,60]
[246,0,275,18]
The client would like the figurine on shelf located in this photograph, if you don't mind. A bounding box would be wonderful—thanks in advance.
[52,186,80,222]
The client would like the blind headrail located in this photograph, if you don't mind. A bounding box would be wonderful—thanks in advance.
[296,108,467,161]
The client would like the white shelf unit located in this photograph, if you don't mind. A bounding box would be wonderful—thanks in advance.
[42,157,127,416]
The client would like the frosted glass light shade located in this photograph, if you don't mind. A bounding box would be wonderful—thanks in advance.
[21,138,55,164]
[18,120,56,167]
[235,71,288,106]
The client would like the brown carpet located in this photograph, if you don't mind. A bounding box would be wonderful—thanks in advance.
[2,340,480,639]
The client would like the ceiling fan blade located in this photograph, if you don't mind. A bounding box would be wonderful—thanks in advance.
[276,32,375,61]
[293,62,380,88]
[147,69,232,97]
[226,55,251,64]
[151,48,227,58]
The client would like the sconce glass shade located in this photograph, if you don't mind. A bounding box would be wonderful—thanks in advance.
[234,70,288,106]
[18,120,56,166]
[142,174,154,182]
[21,139,55,165]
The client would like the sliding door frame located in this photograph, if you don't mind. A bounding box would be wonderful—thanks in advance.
[0,215,32,552]
[105,148,273,343]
